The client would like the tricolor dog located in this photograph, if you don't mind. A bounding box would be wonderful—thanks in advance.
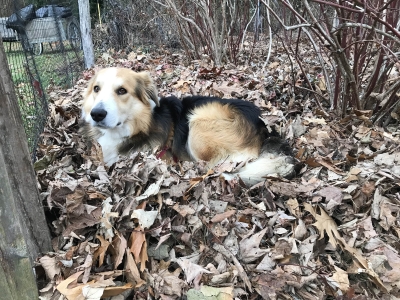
[81,67,295,186]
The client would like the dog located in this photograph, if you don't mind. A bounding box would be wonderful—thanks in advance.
[81,67,295,186]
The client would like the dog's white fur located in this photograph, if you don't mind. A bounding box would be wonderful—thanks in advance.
[222,153,294,186]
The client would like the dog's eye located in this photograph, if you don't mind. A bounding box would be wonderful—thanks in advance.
[117,88,127,95]
[93,85,100,93]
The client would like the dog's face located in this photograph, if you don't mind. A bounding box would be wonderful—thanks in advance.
[82,67,159,134]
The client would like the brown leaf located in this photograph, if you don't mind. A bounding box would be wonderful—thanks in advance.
[330,266,350,292]
[93,235,110,267]
[175,258,211,283]
[172,204,196,217]
[39,255,61,280]
[63,207,102,236]
[56,271,85,300]
[239,227,269,263]
[315,157,346,175]
[153,268,186,297]
[286,198,301,218]
[66,186,87,215]
[139,239,149,271]
[361,181,375,197]
[317,186,343,212]
[305,205,387,292]
[102,283,133,298]
[125,249,146,287]
[129,229,146,265]
[253,271,297,299]
[111,234,127,269]
[304,203,339,247]
[187,169,214,192]
[211,210,236,223]
[269,181,318,198]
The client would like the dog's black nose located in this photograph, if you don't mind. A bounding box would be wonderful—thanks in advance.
[91,108,107,122]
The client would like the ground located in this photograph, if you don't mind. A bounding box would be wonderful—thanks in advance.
[34,40,400,300]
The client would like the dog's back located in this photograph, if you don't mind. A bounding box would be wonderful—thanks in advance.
[171,96,295,185]
[182,96,266,165]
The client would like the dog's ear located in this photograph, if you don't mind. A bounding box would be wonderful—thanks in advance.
[135,72,159,107]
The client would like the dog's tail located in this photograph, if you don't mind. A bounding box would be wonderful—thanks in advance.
[222,137,296,186]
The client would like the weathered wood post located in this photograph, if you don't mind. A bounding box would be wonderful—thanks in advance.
[78,0,95,68]
[0,40,52,298]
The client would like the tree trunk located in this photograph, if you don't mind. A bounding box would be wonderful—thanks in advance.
[78,0,95,69]
[0,40,51,299]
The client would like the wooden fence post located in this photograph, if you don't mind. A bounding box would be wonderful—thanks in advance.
[78,0,95,68]
[0,40,52,298]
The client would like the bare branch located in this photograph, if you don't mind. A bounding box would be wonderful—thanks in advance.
[262,0,273,70]
[260,0,312,31]
[334,23,400,45]
[240,1,257,51]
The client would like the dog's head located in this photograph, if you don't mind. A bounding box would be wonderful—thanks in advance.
[82,67,159,135]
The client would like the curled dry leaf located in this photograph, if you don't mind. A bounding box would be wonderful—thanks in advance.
[211,210,236,223]
[239,227,269,263]
[131,209,158,229]
[176,258,212,283]
[111,234,127,269]
[125,249,146,287]
[39,255,61,281]
[56,271,85,300]
[294,219,307,240]
[128,229,148,271]
[328,266,350,293]
[93,235,110,267]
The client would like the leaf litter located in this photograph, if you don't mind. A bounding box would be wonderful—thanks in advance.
[35,41,400,299]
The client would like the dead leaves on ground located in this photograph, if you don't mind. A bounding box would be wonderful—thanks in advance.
[35,43,400,300]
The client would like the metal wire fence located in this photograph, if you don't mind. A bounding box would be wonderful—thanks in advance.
[0,0,83,161]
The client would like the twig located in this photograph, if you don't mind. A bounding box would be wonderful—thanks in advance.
[262,0,273,70]
[260,0,312,31]
[334,23,400,44]
[240,1,257,52]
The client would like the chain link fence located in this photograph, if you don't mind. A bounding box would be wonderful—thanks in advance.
[1,0,83,160]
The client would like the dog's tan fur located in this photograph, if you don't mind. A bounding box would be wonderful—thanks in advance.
[187,102,261,165]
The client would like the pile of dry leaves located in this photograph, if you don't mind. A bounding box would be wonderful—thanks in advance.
[35,41,400,300]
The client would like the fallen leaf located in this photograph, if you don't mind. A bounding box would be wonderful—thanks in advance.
[39,255,61,281]
[93,235,110,267]
[328,266,350,293]
[186,285,233,300]
[129,228,148,270]
[56,271,85,300]
[125,249,146,287]
[176,258,212,283]
[239,227,269,263]
[131,209,158,228]
[211,210,236,223]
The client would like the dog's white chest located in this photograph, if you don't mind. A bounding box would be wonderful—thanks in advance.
[97,125,130,165]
